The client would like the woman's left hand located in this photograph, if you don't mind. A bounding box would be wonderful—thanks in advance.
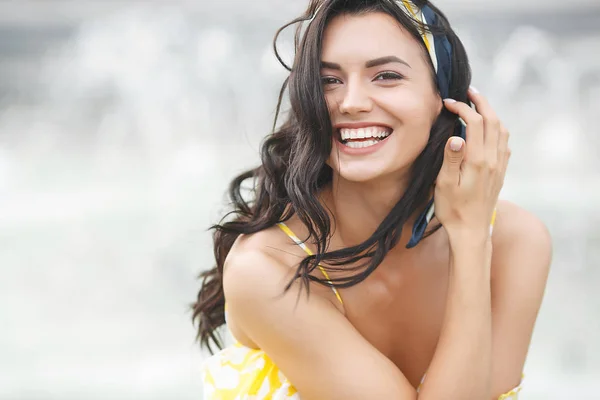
[433,87,511,240]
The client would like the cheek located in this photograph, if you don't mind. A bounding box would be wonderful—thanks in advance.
[384,90,434,124]
[384,90,437,152]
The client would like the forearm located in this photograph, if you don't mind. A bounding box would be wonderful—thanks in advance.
[418,233,493,400]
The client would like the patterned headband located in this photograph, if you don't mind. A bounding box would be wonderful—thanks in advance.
[301,1,463,248]
[301,1,453,99]
[394,1,461,248]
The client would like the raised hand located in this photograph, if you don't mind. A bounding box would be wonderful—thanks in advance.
[434,87,511,240]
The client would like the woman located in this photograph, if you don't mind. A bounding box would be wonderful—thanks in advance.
[193,0,552,398]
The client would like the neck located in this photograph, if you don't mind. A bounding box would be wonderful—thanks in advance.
[319,173,424,250]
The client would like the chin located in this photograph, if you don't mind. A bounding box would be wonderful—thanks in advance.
[331,166,394,183]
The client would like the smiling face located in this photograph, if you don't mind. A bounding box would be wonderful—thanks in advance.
[321,11,443,183]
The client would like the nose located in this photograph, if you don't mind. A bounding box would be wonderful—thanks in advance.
[337,79,373,115]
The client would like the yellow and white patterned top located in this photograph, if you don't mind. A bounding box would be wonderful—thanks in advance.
[201,221,522,399]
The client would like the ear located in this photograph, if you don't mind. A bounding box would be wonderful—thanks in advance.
[431,94,444,124]
[436,96,444,114]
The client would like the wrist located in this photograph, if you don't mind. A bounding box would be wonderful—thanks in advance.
[446,228,492,252]
[447,233,493,279]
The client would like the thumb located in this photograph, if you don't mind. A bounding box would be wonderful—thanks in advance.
[440,136,465,182]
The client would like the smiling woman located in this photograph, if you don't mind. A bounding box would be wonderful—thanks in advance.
[193,1,551,399]
[321,10,443,184]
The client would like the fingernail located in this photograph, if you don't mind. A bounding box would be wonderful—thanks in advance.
[469,86,479,94]
[443,98,456,103]
[450,137,463,151]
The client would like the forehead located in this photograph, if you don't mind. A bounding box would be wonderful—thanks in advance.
[321,12,425,67]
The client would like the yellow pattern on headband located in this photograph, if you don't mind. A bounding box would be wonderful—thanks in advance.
[397,0,438,72]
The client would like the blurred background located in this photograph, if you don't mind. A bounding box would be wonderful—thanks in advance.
[1,0,599,399]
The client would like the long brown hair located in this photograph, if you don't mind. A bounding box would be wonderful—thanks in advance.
[192,0,472,354]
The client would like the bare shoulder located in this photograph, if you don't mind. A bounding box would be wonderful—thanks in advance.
[490,199,553,296]
[228,224,290,262]
[492,199,553,258]
[223,224,335,317]
[227,221,309,269]
[224,226,298,301]
[221,228,304,348]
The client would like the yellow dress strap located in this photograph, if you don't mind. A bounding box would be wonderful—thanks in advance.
[490,207,498,235]
[497,374,525,399]
[276,222,344,306]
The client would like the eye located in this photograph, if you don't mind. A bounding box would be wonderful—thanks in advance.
[321,76,341,85]
[374,72,404,81]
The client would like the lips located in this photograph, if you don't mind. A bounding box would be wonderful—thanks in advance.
[333,129,392,155]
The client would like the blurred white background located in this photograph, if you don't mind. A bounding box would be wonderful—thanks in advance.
[1,0,599,399]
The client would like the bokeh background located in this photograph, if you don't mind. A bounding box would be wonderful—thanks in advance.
[1,0,599,399]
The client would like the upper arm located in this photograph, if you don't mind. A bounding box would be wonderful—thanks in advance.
[490,200,552,397]
[223,248,416,400]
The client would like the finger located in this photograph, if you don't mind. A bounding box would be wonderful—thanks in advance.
[438,136,466,187]
[468,87,500,165]
[443,98,484,165]
[500,145,511,187]
[498,123,510,174]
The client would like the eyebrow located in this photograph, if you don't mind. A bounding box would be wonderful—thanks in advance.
[320,55,412,70]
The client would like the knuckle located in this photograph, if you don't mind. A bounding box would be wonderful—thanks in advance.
[471,157,486,169]
[470,114,484,127]
[489,118,501,129]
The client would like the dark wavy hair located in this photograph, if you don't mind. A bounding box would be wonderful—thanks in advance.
[192,0,471,354]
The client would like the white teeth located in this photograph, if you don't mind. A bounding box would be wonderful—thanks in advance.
[345,139,379,148]
[340,127,391,141]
